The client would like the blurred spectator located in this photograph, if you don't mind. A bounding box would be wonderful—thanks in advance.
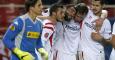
[58,0,72,5]
[103,0,115,5]
[42,0,58,5]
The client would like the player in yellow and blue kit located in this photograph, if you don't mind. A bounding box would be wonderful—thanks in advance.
[2,0,48,60]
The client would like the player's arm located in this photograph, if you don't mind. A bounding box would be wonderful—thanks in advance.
[95,10,108,31]
[91,10,109,40]
[91,19,112,44]
[91,31,104,41]
[101,19,112,45]
[36,37,49,60]
[36,22,55,60]
[91,20,106,41]
[36,36,48,60]
[40,20,55,46]
[3,18,34,60]
[35,28,48,60]
[3,17,23,50]
[41,24,54,45]
[91,31,111,46]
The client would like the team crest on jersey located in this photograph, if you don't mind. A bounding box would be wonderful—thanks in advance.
[27,31,40,39]
[44,33,49,38]
[10,25,15,31]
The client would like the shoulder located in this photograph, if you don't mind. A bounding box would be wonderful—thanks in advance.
[12,16,23,27]
[42,19,55,31]
[42,19,54,26]
[11,14,29,30]
[103,19,110,24]
[14,13,30,25]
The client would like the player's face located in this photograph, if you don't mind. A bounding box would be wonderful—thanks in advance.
[32,0,43,15]
[74,13,86,22]
[91,1,102,15]
[66,6,76,18]
[56,8,65,21]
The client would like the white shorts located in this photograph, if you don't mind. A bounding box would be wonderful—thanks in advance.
[53,50,77,60]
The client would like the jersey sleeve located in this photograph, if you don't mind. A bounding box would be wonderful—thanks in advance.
[41,26,54,41]
[2,17,23,50]
[100,19,111,39]
[41,21,54,46]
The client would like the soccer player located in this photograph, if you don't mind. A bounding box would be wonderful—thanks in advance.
[41,4,65,60]
[79,0,111,60]
[53,3,88,60]
[2,0,48,60]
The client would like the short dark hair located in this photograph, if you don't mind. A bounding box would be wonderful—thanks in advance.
[49,4,63,16]
[25,0,39,12]
[75,3,88,15]
[93,0,104,5]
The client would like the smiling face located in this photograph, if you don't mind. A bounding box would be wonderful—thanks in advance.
[91,0,102,15]
[56,8,65,21]
[74,13,86,22]
[74,3,88,22]
[66,6,76,18]
[49,4,65,22]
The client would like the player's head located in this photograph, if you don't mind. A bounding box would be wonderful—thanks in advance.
[74,3,88,22]
[64,4,76,22]
[25,0,43,15]
[49,4,65,21]
[91,0,104,15]
[65,4,76,18]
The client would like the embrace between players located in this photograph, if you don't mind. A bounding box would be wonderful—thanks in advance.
[3,0,115,60]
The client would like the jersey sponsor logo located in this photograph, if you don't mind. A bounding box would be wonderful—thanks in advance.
[44,33,49,38]
[10,24,15,31]
[84,22,96,30]
[65,25,80,31]
[27,31,40,39]
[89,16,92,19]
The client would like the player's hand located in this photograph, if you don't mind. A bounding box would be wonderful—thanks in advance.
[95,18,103,31]
[95,10,107,31]
[91,32,104,41]
[13,48,35,60]
[95,19,103,26]
[38,48,48,60]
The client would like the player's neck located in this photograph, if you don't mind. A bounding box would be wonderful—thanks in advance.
[95,12,101,17]
[28,11,40,22]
